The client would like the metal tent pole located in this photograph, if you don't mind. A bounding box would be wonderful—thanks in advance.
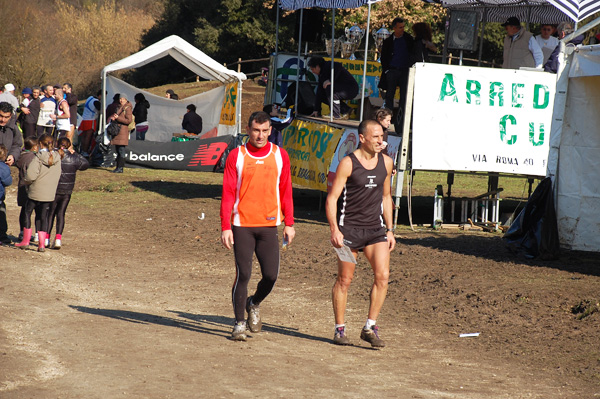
[275,1,280,55]
[295,8,304,112]
[359,2,372,122]
[237,79,243,135]
[272,1,280,104]
[330,8,335,123]
[477,9,486,67]
[101,69,107,138]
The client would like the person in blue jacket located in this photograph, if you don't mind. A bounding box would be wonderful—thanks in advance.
[544,22,584,73]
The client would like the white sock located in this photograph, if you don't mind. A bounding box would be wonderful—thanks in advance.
[365,319,376,330]
[335,323,345,330]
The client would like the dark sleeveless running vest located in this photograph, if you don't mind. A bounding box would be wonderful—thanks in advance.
[339,152,386,228]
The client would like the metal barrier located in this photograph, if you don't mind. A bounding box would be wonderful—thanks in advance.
[435,187,503,231]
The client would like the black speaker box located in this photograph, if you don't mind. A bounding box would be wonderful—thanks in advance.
[284,81,316,115]
[294,9,324,43]
[448,11,479,52]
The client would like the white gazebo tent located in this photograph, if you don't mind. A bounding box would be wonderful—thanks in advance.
[101,35,246,142]
[546,14,600,251]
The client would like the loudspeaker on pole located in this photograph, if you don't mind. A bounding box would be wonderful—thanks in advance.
[447,11,479,52]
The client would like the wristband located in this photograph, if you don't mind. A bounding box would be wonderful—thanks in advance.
[386,228,393,232]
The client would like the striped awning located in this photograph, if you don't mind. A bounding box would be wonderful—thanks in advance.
[424,0,578,23]
[546,0,600,22]
[279,0,382,10]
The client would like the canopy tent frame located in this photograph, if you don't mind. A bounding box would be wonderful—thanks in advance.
[279,0,382,122]
[101,35,246,139]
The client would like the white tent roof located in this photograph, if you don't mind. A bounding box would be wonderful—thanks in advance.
[102,35,246,83]
[101,35,245,140]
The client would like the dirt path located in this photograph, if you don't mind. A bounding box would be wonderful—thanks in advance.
[1,169,599,398]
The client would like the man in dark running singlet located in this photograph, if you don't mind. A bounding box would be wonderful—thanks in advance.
[326,119,396,348]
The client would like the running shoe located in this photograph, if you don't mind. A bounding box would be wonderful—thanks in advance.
[54,239,62,250]
[333,326,351,346]
[360,325,385,348]
[246,296,262,333]
[231,323,247,341]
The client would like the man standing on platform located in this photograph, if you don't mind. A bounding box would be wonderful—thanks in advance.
[220,111,295,341]
[380,17,415,130]
[326,119,395,348]
[502,17,543,70]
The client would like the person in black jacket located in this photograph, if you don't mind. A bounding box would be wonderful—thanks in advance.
[379,17,416,130]
[133,93,150,140]
[182,104,203,134]
[47,137,89,249]
[412,22,437,63]
[308,56,359,119]
[0,102,22,166]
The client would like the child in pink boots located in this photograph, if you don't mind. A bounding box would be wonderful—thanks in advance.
[16,134,61,252]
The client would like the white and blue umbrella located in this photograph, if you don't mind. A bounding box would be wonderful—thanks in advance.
[280,0,380,10]
[546,0,600,22]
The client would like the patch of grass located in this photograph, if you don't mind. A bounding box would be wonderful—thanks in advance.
[571,300,600,320]
[401,171,536,200]
[513,293,531,304]
[90,181,137,193]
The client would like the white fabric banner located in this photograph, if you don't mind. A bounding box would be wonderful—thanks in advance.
[412,63,556,176]
[106,76,226,142]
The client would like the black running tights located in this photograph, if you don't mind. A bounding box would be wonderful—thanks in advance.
[48,193,72,236]
[23,199,51,232]
[231,226,280,323]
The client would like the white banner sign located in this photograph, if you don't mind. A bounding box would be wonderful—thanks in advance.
[412,63,556,176]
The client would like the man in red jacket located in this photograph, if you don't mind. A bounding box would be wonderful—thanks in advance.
[220,111,295,341]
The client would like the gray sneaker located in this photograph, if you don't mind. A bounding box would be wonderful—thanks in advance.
[231,323,247,341]
[246,296,262,333]
[360,325,385,348]
[333,326,351,345]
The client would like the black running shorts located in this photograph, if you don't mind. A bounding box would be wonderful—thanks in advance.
[340,225,387,250]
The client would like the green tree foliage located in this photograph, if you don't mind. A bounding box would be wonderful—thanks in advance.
[336,0,447,51]
[0,0,156,97]
[129,0,298,87]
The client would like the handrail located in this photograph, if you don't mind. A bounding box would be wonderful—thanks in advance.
[225,57,271,73]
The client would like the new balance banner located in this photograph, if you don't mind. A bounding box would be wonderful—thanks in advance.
[412,63,556,176]
[126,135,233,171]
